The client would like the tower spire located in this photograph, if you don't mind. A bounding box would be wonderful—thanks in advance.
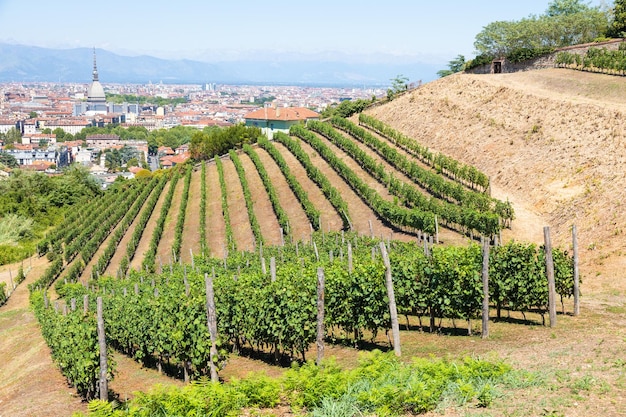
[92,47,99,82]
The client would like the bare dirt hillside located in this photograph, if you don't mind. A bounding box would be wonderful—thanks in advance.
[367,68,626,297]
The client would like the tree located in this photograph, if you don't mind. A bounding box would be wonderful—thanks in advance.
[0,153,18,168]
[387,74,409,100]
[52,128,66,142]
[474,8,608,56]
[3,128,21,147]
[546,0,591,17]
[29,111,38,119]
[609,0,626,37]
[437,55,466,77]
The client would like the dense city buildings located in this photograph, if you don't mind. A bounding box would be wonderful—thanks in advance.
[0,53,386,184]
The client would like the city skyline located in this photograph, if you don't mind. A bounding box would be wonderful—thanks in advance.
[0,0,605,66]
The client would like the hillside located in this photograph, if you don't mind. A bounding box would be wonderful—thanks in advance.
[367,68,626,296]
[3,68,626,417]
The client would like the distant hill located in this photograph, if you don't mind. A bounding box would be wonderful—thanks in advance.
[0,43,441,86]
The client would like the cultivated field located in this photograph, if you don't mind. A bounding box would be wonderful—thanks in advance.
[1,68,626,416]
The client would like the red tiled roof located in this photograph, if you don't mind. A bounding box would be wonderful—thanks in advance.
[244,107,319,121]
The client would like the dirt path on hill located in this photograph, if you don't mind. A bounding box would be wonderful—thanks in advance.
[296,138,414,242]
[130,181,171,271]
[238,151,282,246]
[205,162,227,258]
[254,147,312,242]
[0,255,86,417]
[157,175,185,266]
[272,142,343,239]
[180,167,202,263]
[104,186,159,278]
[222,157,255,253]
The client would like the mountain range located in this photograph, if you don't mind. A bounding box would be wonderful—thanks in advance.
[0,43,442,87]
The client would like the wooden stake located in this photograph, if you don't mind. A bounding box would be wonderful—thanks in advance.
[573,225,580,316]
[368,219,374,238]
[83,294,89,313]
[481,238,490,339]
[97,297,108,400]
[316,267,325,366]
[261,257,267,275]
[313,241,319,262]
[347,242,353,274]
[205,271,219,382]
[544,226,557,327]
[380,242,401,356]
[270,257,276,282]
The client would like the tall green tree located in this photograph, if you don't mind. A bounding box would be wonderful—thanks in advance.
[437,55,466,77]
[609,0,626,37]
[546,0,592,17]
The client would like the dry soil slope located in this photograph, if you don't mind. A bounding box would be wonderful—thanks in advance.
[366,68,626,296]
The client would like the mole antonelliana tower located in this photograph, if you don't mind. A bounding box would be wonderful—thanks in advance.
[86,48,107,115]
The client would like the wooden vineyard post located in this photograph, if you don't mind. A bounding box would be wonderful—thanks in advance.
[380,242,401,356]
[313,242,320,262]
[270,257,276,282]
[205,270,219,382]
[83,294,89,314]
[544,226,557,327]
[573,225,580,316]
[70,298,76,312]
[369,219,374,238]
[435,215,439,244]
[96,297,108,401]
[347,242,353,274]
[316,267,325,366]
[481,238,490,339]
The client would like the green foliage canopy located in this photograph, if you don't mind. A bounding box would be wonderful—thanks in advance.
[474,2,609,57]
[189,124,261,160]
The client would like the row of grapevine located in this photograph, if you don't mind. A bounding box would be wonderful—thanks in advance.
[92,176,161,278]
[31,291,115,399]
[358,113,490,191]
[229,150,264,245]
[199,161,207,255]
[56,232,576,370]
[556,45,626,75]
[215,156,236,252]
[118,175,169,275]
[308,120,501,236]
[171,165,193,260]
[274,132,352,229]
[141,169,181,272]
[329,117,511,221]
[257,137,321,230]
[37,196,91,256]
[63,189,131,263]
[244,144,291,240]
[290,125,437,235]
[28,256,63,290]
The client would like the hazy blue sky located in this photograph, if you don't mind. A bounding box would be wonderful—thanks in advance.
[0,0,606,64]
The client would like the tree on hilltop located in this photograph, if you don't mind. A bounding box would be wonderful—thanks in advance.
[608,0,626,37]
[437,55,466,78]
[546,0,592,17]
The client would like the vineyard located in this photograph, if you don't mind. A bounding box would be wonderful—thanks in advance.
[4,69,626,416]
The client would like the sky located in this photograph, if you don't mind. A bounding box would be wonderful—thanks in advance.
[0,0,607,65]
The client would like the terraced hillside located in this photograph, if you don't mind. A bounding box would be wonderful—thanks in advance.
[3,68,626,417]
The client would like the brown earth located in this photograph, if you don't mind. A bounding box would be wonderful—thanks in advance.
[205,161,227,258]
[129,181,171,271]
[103,186,159,277]
[238,150,283,246]
[221,156,255,253]
[253,146,312,242]
[272,141,343,239]
[296,136,414,242]
[367,68,626,295]
[156,173,185,266]
[180,167,202,264]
